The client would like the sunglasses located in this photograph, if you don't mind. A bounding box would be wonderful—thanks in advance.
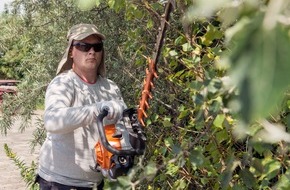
[72,42,103,52]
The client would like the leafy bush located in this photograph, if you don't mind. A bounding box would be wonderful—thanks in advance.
[1,0,290,189]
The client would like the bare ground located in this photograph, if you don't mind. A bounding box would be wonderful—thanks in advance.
[0,110,43,190]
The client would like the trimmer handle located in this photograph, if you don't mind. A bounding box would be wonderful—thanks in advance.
[97,108,138,155]
[99,106,109,119]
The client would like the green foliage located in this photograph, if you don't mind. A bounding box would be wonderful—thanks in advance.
[0,0,290,189]
[4,143,39,189]
[225,13,290,124]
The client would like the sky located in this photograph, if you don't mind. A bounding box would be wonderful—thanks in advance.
[0,0,13,13]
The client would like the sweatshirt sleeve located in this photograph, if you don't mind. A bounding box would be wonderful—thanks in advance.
[43,75,99,134]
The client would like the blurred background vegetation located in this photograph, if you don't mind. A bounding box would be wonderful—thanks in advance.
[0,0,290,189]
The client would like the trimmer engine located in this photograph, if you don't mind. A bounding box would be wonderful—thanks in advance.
[92,108,146,180]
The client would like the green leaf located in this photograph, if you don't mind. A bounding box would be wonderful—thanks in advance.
[174,36,186,45]
[239,168,255,189]
[274,168,290,189]
[182,43,193,52]
[146,19,154,29]
[169,50,178,57]
[201,24,223,46]
[172,144,181,155]
[260,158,281,180]
[108,0,115,9]
[76,0,96,10]
[227,13,290,123]
[252,142,272,156]
[166,163,179,177]
[144,162,157,179]
[192,93,204,106]
[190,81,203,90]
[162,117,173,128]
[116,176,131,188]
[287,100,290,109]
[213,114,225,129]
[164,137,174,148]
[173,179,187,189]
[215,130,229,143]
[95,0,101,7]
[189,147,205,169]
[220,155,240,189]
[178,109,189,120]
[207,78,222,93]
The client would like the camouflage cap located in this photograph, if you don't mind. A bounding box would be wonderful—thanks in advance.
[68,23,106,41]
[56,24,106,76]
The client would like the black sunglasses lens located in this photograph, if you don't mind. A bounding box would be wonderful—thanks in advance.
[93,43,103,52]
[82,44,91,52]
[73,42,103,52]
[74,43,90,52]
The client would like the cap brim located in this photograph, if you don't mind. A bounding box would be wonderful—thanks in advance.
[73,32,106,41]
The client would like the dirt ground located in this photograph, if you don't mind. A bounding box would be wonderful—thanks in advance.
[0,110,43,190]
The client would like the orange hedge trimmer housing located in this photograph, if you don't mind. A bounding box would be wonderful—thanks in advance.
[95,124,121,170]
[92,0,176,180]
[92,108,145,180]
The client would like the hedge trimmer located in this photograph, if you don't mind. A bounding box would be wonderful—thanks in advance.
[92,0,175,180]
